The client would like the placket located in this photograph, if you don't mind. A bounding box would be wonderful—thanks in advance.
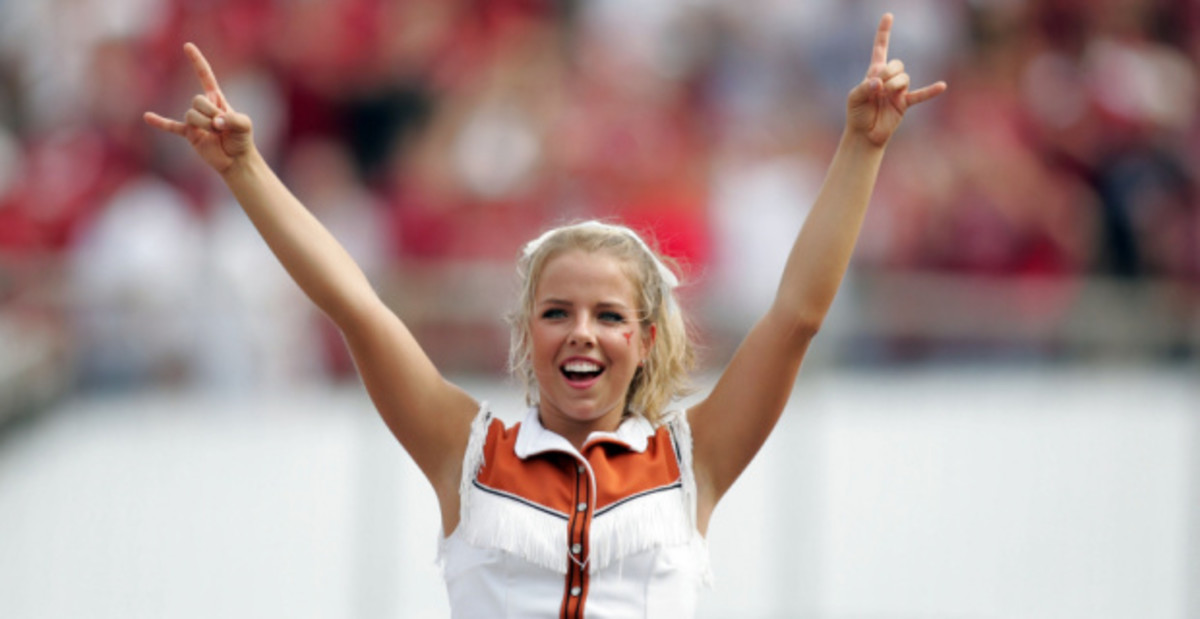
[560,454,597,619]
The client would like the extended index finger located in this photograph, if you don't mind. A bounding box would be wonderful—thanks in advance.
[870,13,894,68]
[183,43,227,108]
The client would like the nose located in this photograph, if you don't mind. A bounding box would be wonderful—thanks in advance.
[568,314,596,347]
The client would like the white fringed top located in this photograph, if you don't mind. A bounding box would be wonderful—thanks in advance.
[439,405,711,618]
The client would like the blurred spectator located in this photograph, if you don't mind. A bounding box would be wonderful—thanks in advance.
[192,194,324,392]
[707,109,829,328]
[68,176,203,388]
[0,0,1196,390]
[284,137,390,379]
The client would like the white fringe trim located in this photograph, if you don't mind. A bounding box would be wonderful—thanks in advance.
[458,402,492,521]
[438,403,491,568]
[664,410,714,587]
[588,488,692,574]
[664,410,698,530]
[457,485,569,574]
[455,484,706,579]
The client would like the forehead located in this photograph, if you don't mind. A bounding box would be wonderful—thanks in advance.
[535,249,639,303]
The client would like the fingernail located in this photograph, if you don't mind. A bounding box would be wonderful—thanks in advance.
[214,116,226,130]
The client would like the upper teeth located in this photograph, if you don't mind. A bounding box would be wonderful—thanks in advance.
[563,361,602,373]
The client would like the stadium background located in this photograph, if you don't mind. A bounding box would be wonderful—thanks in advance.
[0,0,1197,617]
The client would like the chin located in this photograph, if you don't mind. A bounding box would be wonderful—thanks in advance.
[544,398,622,424]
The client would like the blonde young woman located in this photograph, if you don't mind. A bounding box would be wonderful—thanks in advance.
[145,13,945,618]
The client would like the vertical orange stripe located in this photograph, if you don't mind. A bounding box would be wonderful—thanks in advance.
[575,462,591,618]
[561,459,591,618]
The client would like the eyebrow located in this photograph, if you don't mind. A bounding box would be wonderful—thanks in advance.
[537,298,633,311]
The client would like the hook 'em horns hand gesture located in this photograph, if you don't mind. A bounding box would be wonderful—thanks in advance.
[144,43,254,175]
[847,13,947,147]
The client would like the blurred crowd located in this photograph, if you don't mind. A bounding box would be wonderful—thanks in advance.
[0,0,1196,390]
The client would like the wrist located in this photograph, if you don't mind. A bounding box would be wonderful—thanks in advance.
[219,146,264,183]
[840,128,888,156]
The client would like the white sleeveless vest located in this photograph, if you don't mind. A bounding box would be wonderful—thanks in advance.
[439,406,711,618]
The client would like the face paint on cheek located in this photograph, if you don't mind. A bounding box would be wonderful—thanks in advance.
[623,332,633,345]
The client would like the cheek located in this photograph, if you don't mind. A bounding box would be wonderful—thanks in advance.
[529,325,556,363]
[622,332,633,345]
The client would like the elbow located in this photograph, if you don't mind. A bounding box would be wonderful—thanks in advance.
[789,314,823,344]
[766,304,824,348]
[322,287,385,331]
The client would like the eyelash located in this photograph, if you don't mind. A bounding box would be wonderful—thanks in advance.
[539,309,627,324]
[599,311,626,324]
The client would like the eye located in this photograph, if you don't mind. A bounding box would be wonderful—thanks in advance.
[541,308,567,320]
[598,311,626,324]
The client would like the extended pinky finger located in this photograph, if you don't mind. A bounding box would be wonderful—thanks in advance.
[143,111,187,135]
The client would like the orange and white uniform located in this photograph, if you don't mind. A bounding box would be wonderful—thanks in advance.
[440,406,711,618]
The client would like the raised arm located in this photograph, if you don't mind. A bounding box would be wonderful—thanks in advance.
[145,44,477,522]
[687,14,946,529]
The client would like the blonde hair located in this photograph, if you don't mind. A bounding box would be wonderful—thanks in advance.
[508,221,695,425]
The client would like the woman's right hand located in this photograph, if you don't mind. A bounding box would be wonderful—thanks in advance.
[144,43,255,175]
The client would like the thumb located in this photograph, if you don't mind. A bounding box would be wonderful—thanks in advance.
[214,111,253,134]
[847,77,882,108]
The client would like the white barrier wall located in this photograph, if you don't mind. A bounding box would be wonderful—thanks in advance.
[0,367,1195,618]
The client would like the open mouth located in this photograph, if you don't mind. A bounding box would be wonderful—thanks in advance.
[561,359,605,383]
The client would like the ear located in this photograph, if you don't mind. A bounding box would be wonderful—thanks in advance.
[640,324,657,360]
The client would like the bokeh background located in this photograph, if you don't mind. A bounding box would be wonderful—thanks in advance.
[0,0,1197,617]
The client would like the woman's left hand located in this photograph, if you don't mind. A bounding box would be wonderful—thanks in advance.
[846,13,947,147]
